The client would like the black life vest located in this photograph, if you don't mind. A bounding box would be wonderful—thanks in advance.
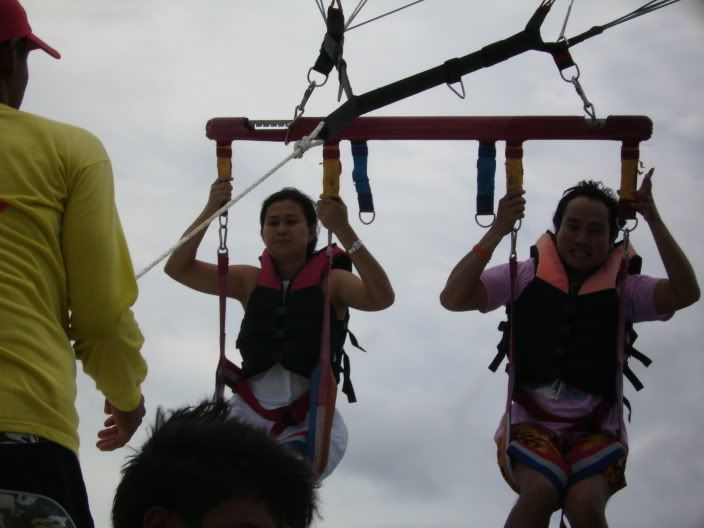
[236,246,358,402]
[492,232,648,399]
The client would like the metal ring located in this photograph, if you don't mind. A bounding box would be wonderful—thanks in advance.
[359,211,376,225]
[620,217,639,233]
[475,213,496,228]
[559,63,580,83]
[307,68,329,87]
[446,79,466,99]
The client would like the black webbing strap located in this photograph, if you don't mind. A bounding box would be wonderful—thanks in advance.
[312,4,346,77]
[318,1,555,141]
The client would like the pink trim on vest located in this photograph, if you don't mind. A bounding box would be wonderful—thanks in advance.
[255,248,344,291]
[534,233,637,295]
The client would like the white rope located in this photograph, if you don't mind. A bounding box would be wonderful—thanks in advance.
[135,121,326,280]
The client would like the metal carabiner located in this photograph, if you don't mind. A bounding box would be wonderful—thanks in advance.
[218,214,228,253]
[510,226,519,260]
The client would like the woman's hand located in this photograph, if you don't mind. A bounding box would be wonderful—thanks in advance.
[204,177,233,216]
[492,189,526,237]
[316,194,349,234]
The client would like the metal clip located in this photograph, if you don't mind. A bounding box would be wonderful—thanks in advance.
[446,78,466,99]
[286,79,321,144]
[559,61,598,124]
[510,225,520,260]
[218,214,228,253]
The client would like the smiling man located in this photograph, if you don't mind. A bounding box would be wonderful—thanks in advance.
[440,176,699,528]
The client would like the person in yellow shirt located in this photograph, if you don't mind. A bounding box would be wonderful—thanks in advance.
[0,1,148,527]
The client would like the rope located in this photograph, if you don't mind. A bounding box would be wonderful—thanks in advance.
[135,121,325,280]
[314,0,326,22]
[345,0,369,30]
[566,0,681,47]
[601,0,681,31]
[346,0,426,31]
[557,0,575,41]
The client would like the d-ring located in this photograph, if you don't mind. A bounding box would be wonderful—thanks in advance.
[475,213,495,228]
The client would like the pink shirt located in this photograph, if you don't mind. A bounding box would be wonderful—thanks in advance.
[480,258,671,440]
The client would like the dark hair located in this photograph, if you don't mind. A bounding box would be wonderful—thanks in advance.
[260,187,318,256]
[552,180,622,240]
[112,399,319,528]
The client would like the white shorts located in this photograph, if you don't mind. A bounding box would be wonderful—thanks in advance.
[227,393,348,480]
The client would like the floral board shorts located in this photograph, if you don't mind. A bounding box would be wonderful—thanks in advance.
[497,422,627,496]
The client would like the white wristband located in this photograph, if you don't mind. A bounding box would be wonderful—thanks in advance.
[347,239,364,255]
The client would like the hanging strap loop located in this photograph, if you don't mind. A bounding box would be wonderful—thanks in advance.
[350,141,375,223]
[476,141,497,227]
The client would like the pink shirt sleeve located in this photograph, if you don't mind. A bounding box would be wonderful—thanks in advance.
[621,274,672,322]
[479,259,536,313]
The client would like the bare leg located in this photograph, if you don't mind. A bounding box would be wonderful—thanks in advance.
[563,473,611,528]
[504,462,561,528]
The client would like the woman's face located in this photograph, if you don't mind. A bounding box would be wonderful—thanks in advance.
[261,200,315,260]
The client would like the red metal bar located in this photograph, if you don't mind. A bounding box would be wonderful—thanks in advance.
[206,116,652,144]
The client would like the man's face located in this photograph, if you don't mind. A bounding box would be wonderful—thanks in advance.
[555,196,613,273]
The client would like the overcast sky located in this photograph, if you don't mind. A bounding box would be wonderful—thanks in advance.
[17,1,704,527]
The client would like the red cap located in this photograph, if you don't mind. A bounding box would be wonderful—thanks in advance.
[0,0,60,59]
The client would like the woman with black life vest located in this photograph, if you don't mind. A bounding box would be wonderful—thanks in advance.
[165,179,394,479]
[440,170,699,528]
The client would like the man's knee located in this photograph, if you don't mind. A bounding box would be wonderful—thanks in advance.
[564,474,610,528]
[513,463,561,514]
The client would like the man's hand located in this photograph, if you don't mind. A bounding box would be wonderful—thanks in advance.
[96,395,145,451]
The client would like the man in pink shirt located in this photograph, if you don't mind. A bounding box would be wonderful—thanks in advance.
[440,172,699,528]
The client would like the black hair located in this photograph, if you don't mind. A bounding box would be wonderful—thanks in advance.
[552,180,622,241]
[260,187,318,256]
[112,399,319,528]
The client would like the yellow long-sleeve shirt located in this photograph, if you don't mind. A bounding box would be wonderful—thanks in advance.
[0,103,147,453]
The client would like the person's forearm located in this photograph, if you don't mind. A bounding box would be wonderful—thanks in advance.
[335,224,394,309]
[648,215,700,306]
[440,226,505,310]
[164,208,213,279]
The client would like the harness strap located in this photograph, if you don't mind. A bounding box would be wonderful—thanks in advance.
[500,249,519,482]
[239,380,310,434]
[215,251,229,400]
[476,141,497,217]
[351,141,375,222]
[623,364,644,392]
[488,321,508,372]
[628,346,652,367]
[312,4,346,78]
[615,251,629,443]
[307,249,337,474]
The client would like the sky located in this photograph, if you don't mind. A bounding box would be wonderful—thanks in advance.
[16,1,704,527]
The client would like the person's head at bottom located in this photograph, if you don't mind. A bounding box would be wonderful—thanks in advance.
[112,399,319,528]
